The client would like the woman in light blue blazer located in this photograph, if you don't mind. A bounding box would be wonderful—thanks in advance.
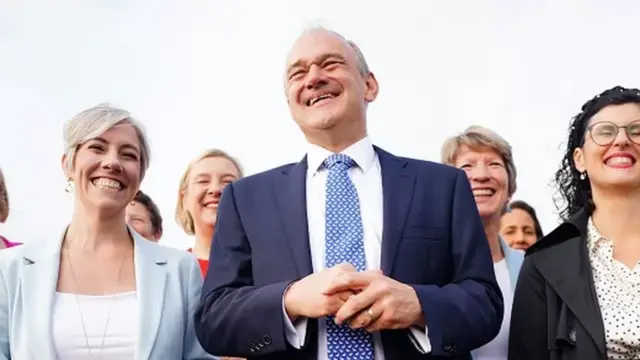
[442,126,524,360]
[0,104,216,360]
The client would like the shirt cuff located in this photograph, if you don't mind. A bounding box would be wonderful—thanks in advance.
[408,325,431,354]
[281,291,308,348]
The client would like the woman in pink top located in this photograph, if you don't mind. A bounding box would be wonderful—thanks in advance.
[0,168,21,249]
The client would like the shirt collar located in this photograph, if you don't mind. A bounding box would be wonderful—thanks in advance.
[306,136,376,175]
[586,217,610,253]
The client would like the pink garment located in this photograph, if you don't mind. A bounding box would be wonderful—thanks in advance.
[0,235,21,248]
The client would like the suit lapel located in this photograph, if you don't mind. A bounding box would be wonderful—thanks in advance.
[532,210,606,354]
[274,158,313,278]
[134,232,167,360]
[21,234,62,360]
[376,147,415,274]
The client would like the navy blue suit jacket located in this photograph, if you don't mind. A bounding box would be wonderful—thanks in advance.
[194,147,503,359]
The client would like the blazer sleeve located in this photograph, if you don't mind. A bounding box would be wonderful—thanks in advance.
[0,268,9,360]
[409,170,503,356]
[508,255,549,360]
[183,256,219,360]
[194,183,294,357]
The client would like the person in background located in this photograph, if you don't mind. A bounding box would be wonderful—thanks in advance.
[0,168,21,250]
[442,125,524,360]
[510,86,640,359]
[194,27,502,360]
[175,149,243,276]
[0,104,215,360]
[126,190,163,242]
[500,200,543,250]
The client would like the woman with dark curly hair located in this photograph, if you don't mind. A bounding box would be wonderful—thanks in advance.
[509,86,640,359]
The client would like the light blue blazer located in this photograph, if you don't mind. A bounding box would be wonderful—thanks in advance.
[0,226,217,360]
[499,235,524,289]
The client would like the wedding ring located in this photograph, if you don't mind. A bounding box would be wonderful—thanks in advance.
[366,308,376,321]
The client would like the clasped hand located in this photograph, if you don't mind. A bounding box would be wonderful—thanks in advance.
[284,263,424,332]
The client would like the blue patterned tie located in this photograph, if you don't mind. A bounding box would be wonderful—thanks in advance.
[323,153,374,360]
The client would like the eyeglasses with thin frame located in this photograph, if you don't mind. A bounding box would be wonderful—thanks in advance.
[586,120,640,146]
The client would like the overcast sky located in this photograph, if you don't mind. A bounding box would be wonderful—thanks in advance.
[1,1,639,248]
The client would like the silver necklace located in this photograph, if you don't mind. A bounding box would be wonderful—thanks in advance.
[66,248,127,359]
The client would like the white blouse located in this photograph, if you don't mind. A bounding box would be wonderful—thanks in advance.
[587,218,640,359]
[470,258,512,360]
[52,291,138,360]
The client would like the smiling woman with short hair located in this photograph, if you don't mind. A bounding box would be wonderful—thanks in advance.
[441,125,524,360]
[0,103,215,360]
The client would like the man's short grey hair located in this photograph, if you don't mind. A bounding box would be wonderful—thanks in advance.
[63,103,151,177]
[441,125,518,196]
[298,26,371,76]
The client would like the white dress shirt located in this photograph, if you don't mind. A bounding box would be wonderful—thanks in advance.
[282,136,430,359]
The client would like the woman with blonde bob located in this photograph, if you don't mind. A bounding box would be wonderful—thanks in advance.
[441,125,524,360]
[176,149,243,277]
[0,104,216,360]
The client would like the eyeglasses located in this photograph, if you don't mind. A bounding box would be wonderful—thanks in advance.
[587,120,640,146]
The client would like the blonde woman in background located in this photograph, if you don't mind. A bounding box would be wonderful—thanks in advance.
[0,104,216,360]
[0,168,21,249]
[176,149,243,276]
[441,125,524,360]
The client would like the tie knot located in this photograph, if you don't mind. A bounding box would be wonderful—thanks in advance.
[323,153,356,170]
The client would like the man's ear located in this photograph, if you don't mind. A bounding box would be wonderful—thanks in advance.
[364,72,379,103]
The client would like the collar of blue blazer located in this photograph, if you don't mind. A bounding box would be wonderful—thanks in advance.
[19,224,168,360]
[499,235,524,289]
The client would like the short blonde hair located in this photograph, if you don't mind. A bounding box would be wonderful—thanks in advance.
[441,125,517,196]
[63,103,151,178]
[175,149,243,235]
[0,168,9,223]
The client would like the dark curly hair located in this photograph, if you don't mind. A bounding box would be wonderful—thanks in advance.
[554,85,640,221]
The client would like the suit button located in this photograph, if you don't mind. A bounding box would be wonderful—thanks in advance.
[443,344,456,352]
[262,335,272,345]
[569,329,576,342]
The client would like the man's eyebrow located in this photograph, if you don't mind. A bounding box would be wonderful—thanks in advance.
[286,53,346,75]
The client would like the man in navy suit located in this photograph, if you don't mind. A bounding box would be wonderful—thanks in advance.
[194,27,503,360]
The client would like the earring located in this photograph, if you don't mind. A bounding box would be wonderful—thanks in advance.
[504,204,512,213]
[64,179,74,193]
[580,172,587,180]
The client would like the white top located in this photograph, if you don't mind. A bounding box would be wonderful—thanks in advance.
[52,291,138,360]
[282,137,429,359]
[587,218,640,359]
[471,259,512,360]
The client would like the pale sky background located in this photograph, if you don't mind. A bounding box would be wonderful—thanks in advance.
[1,1,639,249]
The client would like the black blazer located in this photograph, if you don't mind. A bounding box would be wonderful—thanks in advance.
[508,207,607,360]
